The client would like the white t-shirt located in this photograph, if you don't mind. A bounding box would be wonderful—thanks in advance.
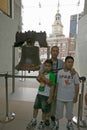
[38,72,55,97]
[57,69,80,101]
[38,73,50,97]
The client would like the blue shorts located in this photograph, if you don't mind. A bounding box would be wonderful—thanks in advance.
[34,94,51,113]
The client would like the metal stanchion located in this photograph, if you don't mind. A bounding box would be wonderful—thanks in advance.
[0,73,15,123]
[12,45,15,93]
[0,72,37,123]
[73,76,87,128]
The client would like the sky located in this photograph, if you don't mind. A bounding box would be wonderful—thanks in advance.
[22,0,85,37]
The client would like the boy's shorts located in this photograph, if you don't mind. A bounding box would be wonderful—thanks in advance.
[55,100,73,120]
[34,94,51,113]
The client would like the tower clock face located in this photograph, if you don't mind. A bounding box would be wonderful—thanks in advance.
[57,21,60,24]
[53,25,62,33]
[57,26,61,31]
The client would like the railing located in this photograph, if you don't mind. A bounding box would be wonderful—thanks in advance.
[73,76,87,128]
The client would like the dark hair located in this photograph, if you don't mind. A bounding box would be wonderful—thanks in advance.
[65,56,74,62]
[51,46,59,50]
[44,59,53,66]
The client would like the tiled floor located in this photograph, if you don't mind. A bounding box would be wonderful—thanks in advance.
[0,71,87,130]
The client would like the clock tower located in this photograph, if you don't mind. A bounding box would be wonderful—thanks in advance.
[52,2,63,36]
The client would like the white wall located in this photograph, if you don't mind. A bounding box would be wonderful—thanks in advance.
[75,15,87,78]
[0,0,22,73]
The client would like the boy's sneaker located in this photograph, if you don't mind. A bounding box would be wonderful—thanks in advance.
[26,119,37,129]
[51,116,56,122]
[67,121,74,130]
[38,121,45,129]
[45,119,50,126]
[50,120,59,130]
[50,116,56,129]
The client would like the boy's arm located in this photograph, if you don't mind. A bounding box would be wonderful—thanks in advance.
[48,76,57,103]
[37,73,52,86]
[47,86,54,104]
[36,73,42,82]
[42,77,52,86]
[54,83,58,99]
[39,73,53,86]
[36,72,45,82]
[73,84,79,103]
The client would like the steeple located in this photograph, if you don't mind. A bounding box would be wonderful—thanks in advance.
[56,0,61,24]
[52,0,64,36]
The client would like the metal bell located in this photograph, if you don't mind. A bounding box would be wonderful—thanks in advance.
[14,31,48,47]
[15,46,41,71]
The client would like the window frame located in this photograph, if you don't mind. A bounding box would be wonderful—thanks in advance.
[0,0,13,18]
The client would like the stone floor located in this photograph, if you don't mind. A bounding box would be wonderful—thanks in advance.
[0,71,87,130]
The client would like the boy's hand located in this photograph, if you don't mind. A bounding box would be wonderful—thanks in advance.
[40,82,45,87]
[37,73,45,82]
[47,98,52,104]
[73,95,78,103]
[40,74,52,85]
[53,93,57,100]
[71,68,76,76]
[39,73,44,78]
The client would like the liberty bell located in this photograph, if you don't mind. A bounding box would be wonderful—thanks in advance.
[15,30,48,71]
[15,45,41,71]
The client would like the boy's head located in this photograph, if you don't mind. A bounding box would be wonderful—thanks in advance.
[65,56,74,70]
[51,46,59,59]
[44,59,53,72]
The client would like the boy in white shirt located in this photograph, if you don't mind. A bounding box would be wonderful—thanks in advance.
[53,56,80,130]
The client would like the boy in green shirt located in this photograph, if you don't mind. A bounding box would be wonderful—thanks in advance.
[26,59,56,129]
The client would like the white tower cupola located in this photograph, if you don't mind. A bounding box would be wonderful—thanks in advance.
[52,1,64,36]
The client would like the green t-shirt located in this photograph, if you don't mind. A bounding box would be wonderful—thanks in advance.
[39,71,56,92]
